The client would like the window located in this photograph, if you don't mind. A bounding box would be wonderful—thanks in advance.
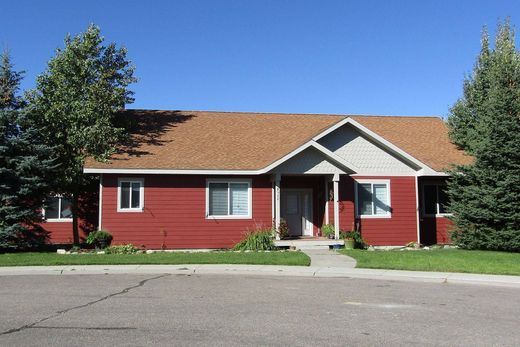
[423,184,449,216]
[355,180,391,217]
[207,180,251,218]
[44,196,72,221]
[118,178,144,212]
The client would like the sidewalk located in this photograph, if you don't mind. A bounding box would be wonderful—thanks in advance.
[1,264,520,288]
[301,248,357,268]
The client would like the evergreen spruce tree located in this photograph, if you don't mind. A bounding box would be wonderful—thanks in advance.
[447,20,520,251]
[0,51,55,250]
[27,24,136,245]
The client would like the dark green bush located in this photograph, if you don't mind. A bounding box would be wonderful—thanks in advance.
[233,229,275,251]
[85,230,113,248]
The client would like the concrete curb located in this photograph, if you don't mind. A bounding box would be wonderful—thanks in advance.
[0,264,519,287]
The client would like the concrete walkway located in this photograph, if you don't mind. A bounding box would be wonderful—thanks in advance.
[1,264,520,288]
[301,249,357,268]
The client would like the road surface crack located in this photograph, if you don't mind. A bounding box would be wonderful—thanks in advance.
[0,273,170,336]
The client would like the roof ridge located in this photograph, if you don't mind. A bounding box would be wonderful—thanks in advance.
[125,108,442,119]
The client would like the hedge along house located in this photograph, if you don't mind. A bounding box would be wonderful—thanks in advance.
[43,110,472,249]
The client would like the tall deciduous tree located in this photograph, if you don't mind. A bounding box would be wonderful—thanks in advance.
[447,20,520,251]
[28,24,136,245]
[0,51,54,250]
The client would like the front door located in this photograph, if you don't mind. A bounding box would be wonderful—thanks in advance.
[281,189,313,237]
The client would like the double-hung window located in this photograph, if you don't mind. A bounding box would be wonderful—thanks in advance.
[423,184,450,216]
[43,196,72,221]
[355,180,391,218]
[118,178,144,212]
[207,180,252,218]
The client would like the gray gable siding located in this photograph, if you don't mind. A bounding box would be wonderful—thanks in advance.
[317,124,417,176]
[270,147,346,175]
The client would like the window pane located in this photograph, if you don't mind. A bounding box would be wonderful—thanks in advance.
[131,182,141,208]
[230,183,248,216]
[424,185,438,215]
[209,183,228,216]
[44,197,60,219]
[358,183,373,215]
[438,186,449,214]
[120,182,130,209]
[373,184,389,215]
[60,198,72,218]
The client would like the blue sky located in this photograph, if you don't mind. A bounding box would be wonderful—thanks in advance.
[1,0,519,117]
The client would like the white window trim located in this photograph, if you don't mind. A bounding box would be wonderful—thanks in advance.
[422,184,452,218]
[117,178,145,212]
[354,179,392,219]
[43,195,73,222]
[206,179,252,219]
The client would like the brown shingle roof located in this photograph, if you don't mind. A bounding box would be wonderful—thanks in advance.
[85,110,344,171]
[84,110,471,172]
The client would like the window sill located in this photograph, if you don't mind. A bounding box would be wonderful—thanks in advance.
[206,215,252,220]
[358,215,392,219]
[117,208,144,213]
[45,218,73,223]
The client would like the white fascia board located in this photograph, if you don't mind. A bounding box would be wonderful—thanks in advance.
[416,170,450,177]
[84,168,261,175]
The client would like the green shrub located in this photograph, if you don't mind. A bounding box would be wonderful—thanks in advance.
[340,230,366,249]
[105,244,140,254]
[321,224,335,238]
[85,230,113,248]
[233,229,276,251]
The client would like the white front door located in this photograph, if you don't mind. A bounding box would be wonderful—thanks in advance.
[281,189,313,237]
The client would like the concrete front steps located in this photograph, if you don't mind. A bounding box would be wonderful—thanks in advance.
[274,238,344,250]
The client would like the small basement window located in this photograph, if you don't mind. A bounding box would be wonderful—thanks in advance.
[355,180,391,218]
[44,196,72,221]
[423,184,450,216]
[207,180,252,218]
[118,178,144,212]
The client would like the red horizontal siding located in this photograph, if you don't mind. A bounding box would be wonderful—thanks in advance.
[339,176,418,246]
[41,221,74,244]
[101,174,273,249]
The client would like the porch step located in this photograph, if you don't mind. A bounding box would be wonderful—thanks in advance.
[274,239,344,251]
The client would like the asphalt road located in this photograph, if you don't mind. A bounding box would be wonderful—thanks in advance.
[0,273,518,346]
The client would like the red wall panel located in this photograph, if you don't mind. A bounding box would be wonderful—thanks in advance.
[101,174,273,249]
[336,176,418,246]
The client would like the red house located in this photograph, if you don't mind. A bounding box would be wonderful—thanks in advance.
[42,110,472,249]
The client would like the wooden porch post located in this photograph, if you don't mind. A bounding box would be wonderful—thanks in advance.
[333,173,340,240]
[274,173,281,240]
[324,176,329,225]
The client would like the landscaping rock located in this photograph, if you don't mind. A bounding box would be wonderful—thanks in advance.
[56,249,66,254]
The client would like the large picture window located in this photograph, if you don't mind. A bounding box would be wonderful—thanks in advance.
[207,180,252,218]
[423,184,449,216]
[44,196,72,221]
[355,180,391,217]
[118,178,144,212]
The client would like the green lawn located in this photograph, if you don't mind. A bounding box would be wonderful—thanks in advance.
[342,249,520,276]
[0,251,310,267]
